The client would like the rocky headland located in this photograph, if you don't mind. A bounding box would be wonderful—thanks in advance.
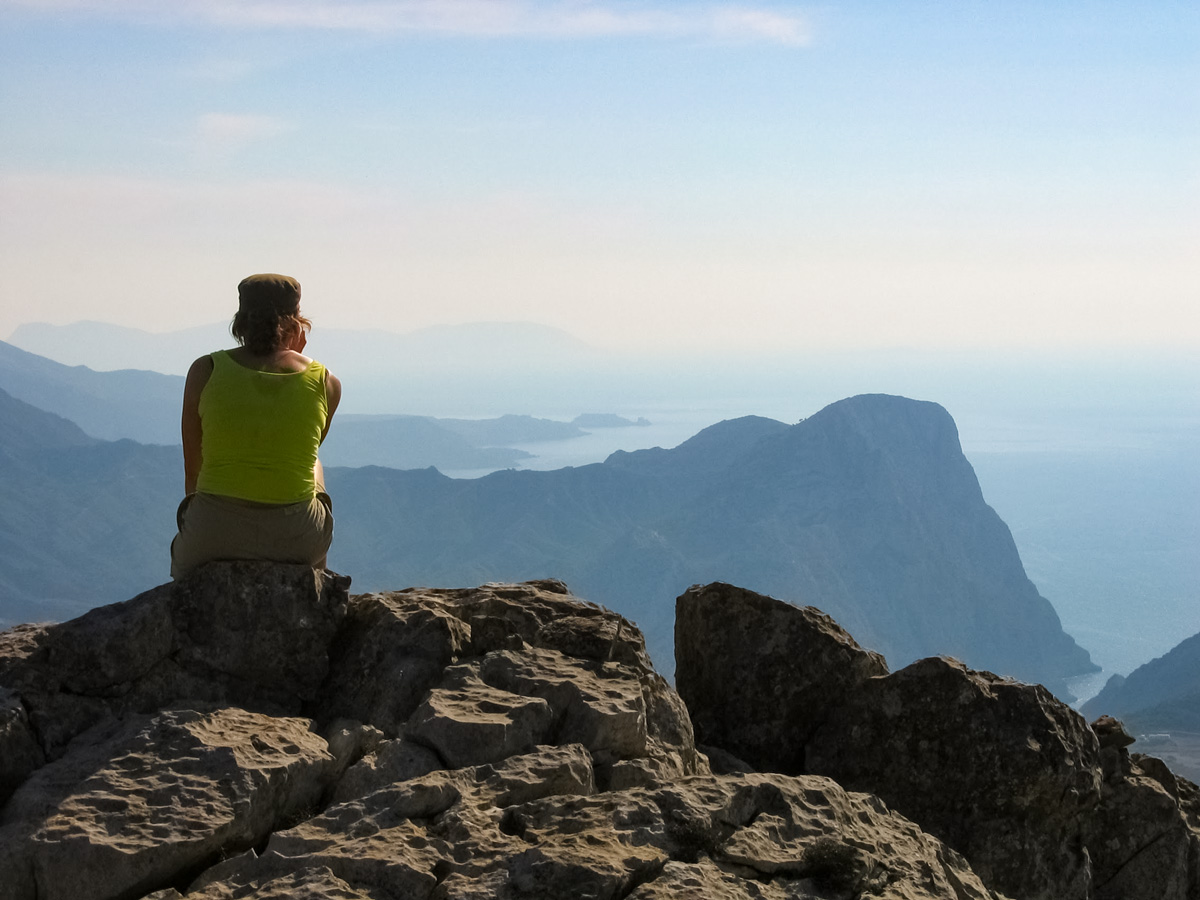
[1,564,1196,899]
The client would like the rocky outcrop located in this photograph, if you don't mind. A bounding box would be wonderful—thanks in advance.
[675,581,887,774]
[676,581,1200,900]
[0,564,1006,900]
[0,563,350,761]
[0,707,335,900]
[148,762,1002,900]
[805,657,1099,900]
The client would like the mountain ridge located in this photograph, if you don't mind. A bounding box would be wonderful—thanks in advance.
[8,319,597,377]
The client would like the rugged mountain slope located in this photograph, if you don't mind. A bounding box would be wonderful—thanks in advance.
[0,388,179,625]
[1083,631,1200,731]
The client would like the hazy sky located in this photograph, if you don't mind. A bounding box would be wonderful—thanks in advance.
[1,0,1196,352]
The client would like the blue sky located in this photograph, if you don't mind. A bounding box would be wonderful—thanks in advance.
[1,0,1196,351]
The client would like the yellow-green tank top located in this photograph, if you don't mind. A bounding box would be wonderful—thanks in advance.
[196,350,328,504]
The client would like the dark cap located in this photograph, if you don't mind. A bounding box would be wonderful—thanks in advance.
[237,273,301,313]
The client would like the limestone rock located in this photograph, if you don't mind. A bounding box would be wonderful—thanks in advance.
[674,582,1129,900]
[1,562,352,760]
[168,562,350,706]
[181,746,1003,900]
[0,706,335,900]
[13,571,1174,899]
[149,865,381,899]
[315,581,700,785]
[315,591,472,734]
[676,582,888,774]
[0,687,42,804]
[331,738,442,803]
[0,573,734,899]
[1091,714,1135,750]
[1084,743,1200,900]
[406,672,556,767]
[806,656,1100,900]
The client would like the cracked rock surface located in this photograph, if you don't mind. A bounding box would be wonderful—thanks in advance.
[0,562,1111,899]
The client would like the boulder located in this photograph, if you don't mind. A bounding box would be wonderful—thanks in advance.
[314,590,472,734]
[675,582,887,774]
[806,656,1100,900]
[0,687,42,804]
[1082,726,1200,900]
[0,562,352,762]
[675,582,1113,900]
[0,706,335,900]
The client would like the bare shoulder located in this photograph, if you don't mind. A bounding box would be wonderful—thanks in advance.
[187,354,215,379]
[184,354,215,392]
[182,354,215,417]
[324,370,342,407]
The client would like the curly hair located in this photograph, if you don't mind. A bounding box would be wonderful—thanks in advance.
[230,273,311,355]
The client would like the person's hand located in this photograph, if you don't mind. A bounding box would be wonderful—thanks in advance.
[289,327,308,353]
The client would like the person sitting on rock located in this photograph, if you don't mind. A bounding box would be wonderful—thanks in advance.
[170,273,342,579]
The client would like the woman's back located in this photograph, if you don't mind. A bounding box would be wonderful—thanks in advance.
[197,350,329,504]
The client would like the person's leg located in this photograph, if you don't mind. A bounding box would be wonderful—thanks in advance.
[171,492,334,579]
[171,493,239,579]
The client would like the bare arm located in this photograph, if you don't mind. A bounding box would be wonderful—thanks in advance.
[321,371,342,444]
[313,370,341,494]
[181,355,214,494]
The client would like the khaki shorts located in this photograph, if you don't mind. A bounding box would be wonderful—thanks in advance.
[170,491,334,580]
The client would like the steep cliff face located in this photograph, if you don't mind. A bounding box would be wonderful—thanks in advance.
[636,395,1095,686]
[0,565,1008,900]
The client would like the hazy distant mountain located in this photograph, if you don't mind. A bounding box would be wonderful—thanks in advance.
[439,414,585,444]
[572,413,651,428]
[0,388,179,626]
[1082,632,1200,732]
[0,386,1096,696]
[7,320,599,378]
[6,321,230,376]
[0,339,182,444]
[320,415,537,470]
[0,384,99,454]
[605,415,790,475]
[0,340,613,470]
